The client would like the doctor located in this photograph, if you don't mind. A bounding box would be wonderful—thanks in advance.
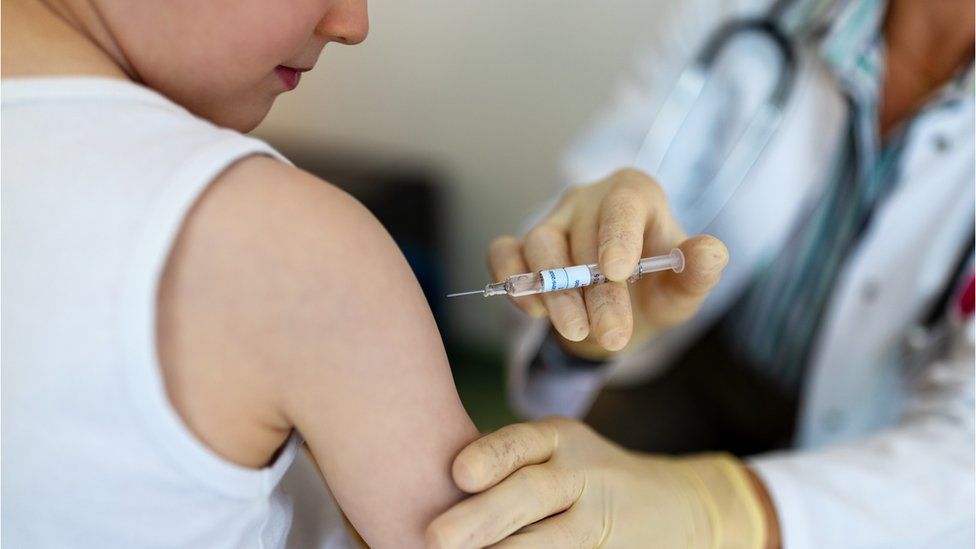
[428,0,974,547]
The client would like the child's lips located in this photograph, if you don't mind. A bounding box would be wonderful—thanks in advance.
[275,65,310,90]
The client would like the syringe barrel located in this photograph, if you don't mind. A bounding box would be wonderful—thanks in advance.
[503,248,684,297]
[631,248,685,281]
[503,272,548,297]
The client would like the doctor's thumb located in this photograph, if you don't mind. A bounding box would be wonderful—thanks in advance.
[675,235,729,294]
[639,235,728,329]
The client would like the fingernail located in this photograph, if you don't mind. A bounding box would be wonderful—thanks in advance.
[564,317,589,341]
[452,459,479,492]
[697,248,729,274]
[600,327,629,351]
[597,315,630,350]
[528,303,548,318]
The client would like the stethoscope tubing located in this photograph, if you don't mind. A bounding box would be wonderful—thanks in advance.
[634,17,796,234]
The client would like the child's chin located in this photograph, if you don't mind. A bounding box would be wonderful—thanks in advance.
[209,102,274,133]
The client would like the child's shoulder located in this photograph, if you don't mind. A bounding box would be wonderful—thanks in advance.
[195,155,383,259]
[157,155,407,466]
[165,153,396,338]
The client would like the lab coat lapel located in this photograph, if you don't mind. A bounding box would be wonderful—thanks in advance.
[796,98,976,447]
[608,47,850,384]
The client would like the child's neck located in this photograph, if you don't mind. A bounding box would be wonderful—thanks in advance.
[2,0,131,80]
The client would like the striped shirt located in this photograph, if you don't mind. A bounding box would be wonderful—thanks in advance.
[723,0,974,391]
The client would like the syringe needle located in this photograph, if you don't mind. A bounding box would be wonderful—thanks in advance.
[446,289,485,298]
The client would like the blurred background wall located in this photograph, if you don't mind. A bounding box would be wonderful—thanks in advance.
[254,0,668,426]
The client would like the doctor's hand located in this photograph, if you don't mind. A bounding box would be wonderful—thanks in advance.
[487,168,728,359]
[426,417,775,549]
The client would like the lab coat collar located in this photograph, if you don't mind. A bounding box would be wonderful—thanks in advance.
[802,0,974,113]
[794,0,974,180]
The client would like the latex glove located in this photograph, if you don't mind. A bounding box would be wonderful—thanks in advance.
[487,168,729,360]
[427,418,773,549]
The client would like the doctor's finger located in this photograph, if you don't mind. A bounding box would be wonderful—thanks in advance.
[597,172,654,281]
[451,421,558,493]
[570,208,633,351]
[640,195,688,258]
[429,464,582,549]
[640,235,729,328]
[488,506,599,549]
[487,236,546,318]
[523,225,589,342]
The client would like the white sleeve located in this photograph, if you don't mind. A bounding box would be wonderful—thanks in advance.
[751,319,976,549]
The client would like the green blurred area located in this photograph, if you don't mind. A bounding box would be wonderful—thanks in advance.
[446,340,521,433]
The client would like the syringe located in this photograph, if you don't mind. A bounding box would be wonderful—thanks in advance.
[447,248,684,298]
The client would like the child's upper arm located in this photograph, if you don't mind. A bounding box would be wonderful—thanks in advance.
[164,155,479,547]
[262,164,480,547]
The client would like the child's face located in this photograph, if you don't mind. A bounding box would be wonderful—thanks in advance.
[99,0,369,131]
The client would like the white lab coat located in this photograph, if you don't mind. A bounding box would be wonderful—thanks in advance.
[508,1,975,547]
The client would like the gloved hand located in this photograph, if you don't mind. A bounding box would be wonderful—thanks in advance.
[427,417,775,549]
[487,168,729,360]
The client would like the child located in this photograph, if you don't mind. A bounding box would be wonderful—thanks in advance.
[1,0,479,547]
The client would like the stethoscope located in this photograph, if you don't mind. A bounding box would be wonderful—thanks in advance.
[633,8,799,234]
[635,1,976,363]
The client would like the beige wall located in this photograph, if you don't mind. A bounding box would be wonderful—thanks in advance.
[254,0,667,344]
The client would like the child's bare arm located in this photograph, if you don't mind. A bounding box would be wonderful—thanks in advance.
[158,156,479,547]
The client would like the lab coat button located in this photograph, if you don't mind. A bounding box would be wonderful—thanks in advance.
[933,134,951,153]
[904,325,930,351]
[821,409,845,432]
[861,280,880,302]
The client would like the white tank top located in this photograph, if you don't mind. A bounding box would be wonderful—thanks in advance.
[1,78,308,548]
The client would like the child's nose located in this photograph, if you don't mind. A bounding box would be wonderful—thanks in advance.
[315,0,369,45]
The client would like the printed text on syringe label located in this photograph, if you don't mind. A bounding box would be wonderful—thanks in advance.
[541,265,593,292]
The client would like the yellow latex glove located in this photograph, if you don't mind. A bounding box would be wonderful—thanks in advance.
[427,418,774,549]
[486,168,729,359]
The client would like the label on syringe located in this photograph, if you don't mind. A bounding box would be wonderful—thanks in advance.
[541,265,592,292]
